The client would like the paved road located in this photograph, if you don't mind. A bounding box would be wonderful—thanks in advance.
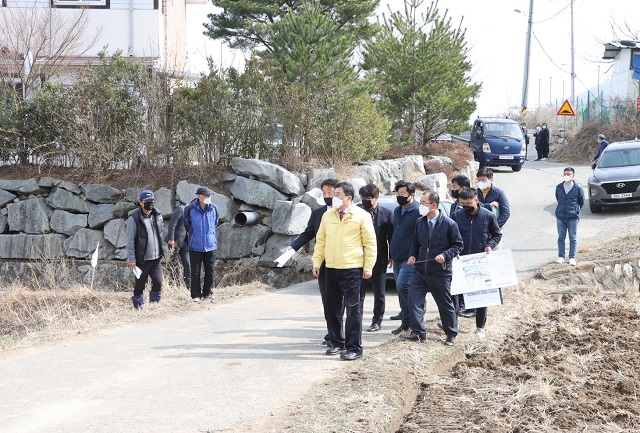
[1,152,638,433]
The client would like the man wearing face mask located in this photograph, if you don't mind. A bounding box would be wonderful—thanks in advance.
[449,175,471,215]
[476,168,510,231]
[286,178,338,345]
[537,123,550,160]
[451,188,502,337]
[555,167,584,266]
[126,190,165,309]
[358,184,394,332]
[533,124,542,161]
[184,186,219,301]
[388,180,420,335]
[312,182,377,361]
[403,191,463,346]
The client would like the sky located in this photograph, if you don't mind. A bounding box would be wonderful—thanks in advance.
[185,0,640,119]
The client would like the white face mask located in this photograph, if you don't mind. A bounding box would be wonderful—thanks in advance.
[332,197,344,208]
[419,205,430,216]
[563,175,572,182]
[477,181,490,190]
[542,125,547,129]
[203,197,212,205]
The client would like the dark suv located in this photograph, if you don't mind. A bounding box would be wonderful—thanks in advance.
[588,139,640,213]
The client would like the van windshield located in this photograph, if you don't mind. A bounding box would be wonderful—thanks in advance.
[484,122,523,140]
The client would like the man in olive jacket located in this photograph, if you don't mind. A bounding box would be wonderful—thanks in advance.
[312,182,377,361]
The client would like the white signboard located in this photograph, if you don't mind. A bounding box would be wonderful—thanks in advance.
[463,288,503,309]
[451,249,518,296]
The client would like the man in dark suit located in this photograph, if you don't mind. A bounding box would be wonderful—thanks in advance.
[358,184,394,332]
[165,204,190,290]
[403,191,463,347]
[284,178,339,345]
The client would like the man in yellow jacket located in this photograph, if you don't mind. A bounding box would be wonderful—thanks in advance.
[313,182,377,361]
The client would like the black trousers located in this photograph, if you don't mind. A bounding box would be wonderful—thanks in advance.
[476,307,488,329]
[133,258,163,296]
[190,250,216,299]
[326,267,363,354]
[169,246,191,289]
[318,263,338,342]
[359,263,386,325]
[408,271,457,339]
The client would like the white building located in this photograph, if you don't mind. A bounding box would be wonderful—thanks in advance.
[0,0,206,95]
[602,40,640,100]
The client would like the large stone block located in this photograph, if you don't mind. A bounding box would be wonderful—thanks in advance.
[7,198,53,234]
[351,156,425,188]
[153,187,174,217]
[211,192,235,222]
[0,189,17,207]
[300,188,324,209]
[81,184,122,204]
[175,180,200,205]
[231,157,304,195]
[88,204,116,229]
[64,228,115,260]
[113,201,137,218]
[413,173,448,197]
[271,200,312,235]
[216,223,271,259]
[47,187,89,213]
[306,168,336,190]
[50,210,88,236]
[104,219,127,248]
[342,178,367,203]
[0,234,66,259]
[0,214,6,234]
[224,176,287,210]
[0,178,48,195]
[57,180,82,194]
[259,233,300,267]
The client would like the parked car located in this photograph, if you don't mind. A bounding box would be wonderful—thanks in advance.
[588,139,640,213]
[358,194,454,281]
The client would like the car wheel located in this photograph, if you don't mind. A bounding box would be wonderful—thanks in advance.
[511,164,522,172]
[589,202,602,213]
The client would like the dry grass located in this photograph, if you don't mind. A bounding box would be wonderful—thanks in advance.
[0,278,270,351]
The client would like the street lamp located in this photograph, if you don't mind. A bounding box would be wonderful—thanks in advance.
[515,1,534,116]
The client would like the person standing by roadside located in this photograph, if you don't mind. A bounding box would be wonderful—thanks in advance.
[555,167,585,266]
[388,180,420,336]
[358,184,394,333]
[285,178,338,345]
[537,123,550,160]
[449,175,471,215]
[165,204,190,291]
[402,191,463,346]
[533,124,542,161]
[451,188,502,337]
[520,122,530,161]
[126,190,164,309]
[184,186,219,301]
[312,182,377,361]
[591,133,609,170]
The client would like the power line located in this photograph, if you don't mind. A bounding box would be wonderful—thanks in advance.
[532,31,569,73]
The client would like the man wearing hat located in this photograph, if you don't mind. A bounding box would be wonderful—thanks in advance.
[184,186,220,300]
[126,189,165,309]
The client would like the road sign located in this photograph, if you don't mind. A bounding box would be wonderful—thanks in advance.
[557,99,575,116]
[637,97,640,111]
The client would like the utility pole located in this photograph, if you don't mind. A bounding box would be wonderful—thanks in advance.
[570,0,575,106]
[519,0,534,116]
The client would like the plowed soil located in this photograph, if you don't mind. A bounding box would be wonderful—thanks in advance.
[398,294,640,433]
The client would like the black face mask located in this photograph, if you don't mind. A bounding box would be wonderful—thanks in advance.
[362,199,373,210]
[143,201,155,211]
[462,204,475,215]
[323,197,333,207]
[451,190,460,199]
[396,195,409,206]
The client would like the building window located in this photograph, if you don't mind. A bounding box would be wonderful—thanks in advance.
[51,0,110,9]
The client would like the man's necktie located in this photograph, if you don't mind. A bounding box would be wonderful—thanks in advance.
[339,210,345,220]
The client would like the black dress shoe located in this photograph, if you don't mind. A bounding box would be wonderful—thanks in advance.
[340,351,363,361]
[400,330,426,343]
[325,345,344,356]
[444,334,456,347]
[366,323,381,332]
[389,313,402,320]
[391,325,409,335]
[322,337,331,346]
[459,309,477,318]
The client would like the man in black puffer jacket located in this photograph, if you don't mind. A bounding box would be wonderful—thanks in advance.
[451,188,502,338]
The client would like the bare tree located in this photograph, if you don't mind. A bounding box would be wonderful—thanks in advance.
[0,6,101,99]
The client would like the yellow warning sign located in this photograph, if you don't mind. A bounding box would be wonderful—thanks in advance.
[557,99,575,116]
